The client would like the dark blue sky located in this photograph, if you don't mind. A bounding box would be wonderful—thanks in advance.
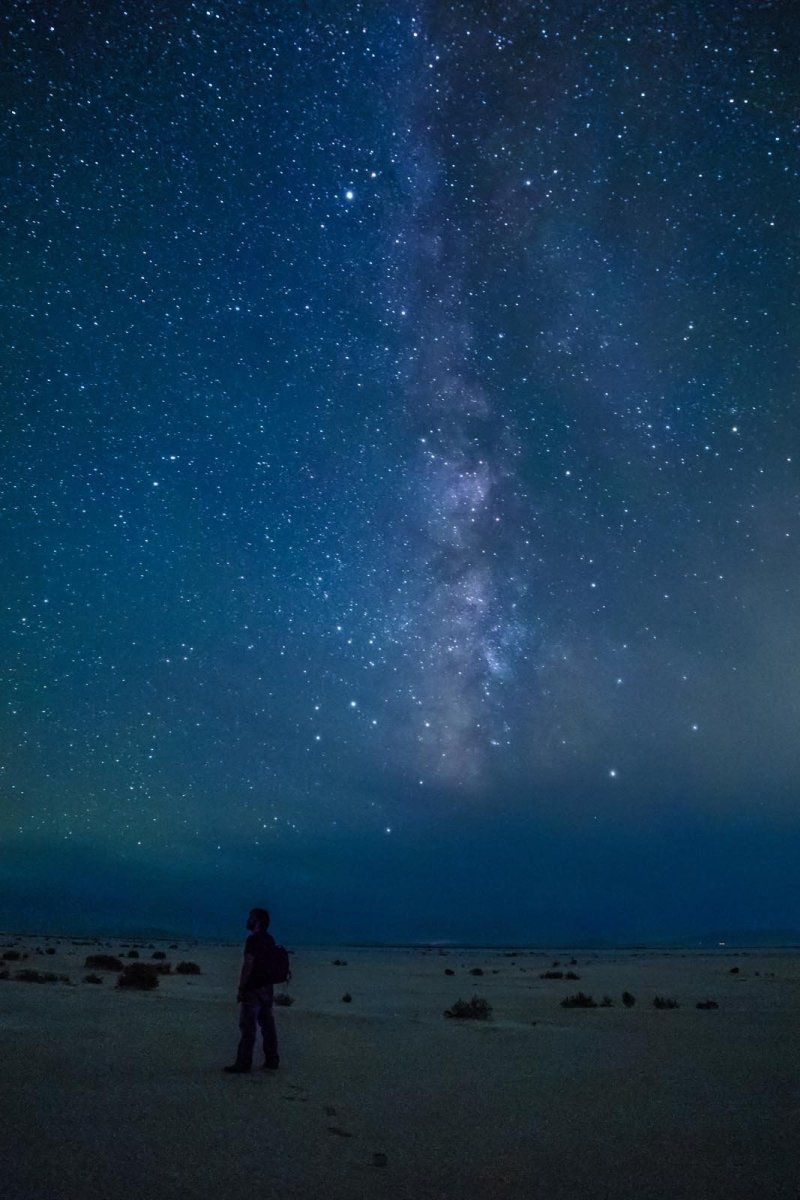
[2,1,798,942]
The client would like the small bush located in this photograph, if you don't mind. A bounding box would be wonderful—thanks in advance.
[444,995,492,1020]
[152,950,167,959]
[85,954,124,971]
[470,967,484,976]
[175,961,201,974]
[127,950,140,959]
[622,991,636,1007]
[600,995,614,1007]
[561,992,597,1008]
[332,959,347,966]
[117,963,159,990]
[2,950,21,962]
[653,996,679,1009]
[730,966,740,974]
[84,974,103,984]
[46,947,56,955]
[541,971,564,979]
[342,992,352,1003]
[696,999,719,1010]
[565,971,580,981]
[444,968,455,975]
[273,992,294,1006]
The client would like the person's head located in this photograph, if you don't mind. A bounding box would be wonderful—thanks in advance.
[247,907,270,932]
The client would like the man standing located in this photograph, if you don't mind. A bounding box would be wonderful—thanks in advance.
[224,907,280,1073]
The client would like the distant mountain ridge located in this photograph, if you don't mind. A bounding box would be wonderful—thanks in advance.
[675,929,800,948]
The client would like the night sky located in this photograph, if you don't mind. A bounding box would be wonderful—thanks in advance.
[2,1,799,943]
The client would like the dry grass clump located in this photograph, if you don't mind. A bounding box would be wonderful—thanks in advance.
[444,995,492,1020]
[444,968,455,975]
[14,969,70,984]
[565,971,581,980]
[152,950,167,959]
[540,970,564,979]
[2,950,21,961]
[175,961,201,974]
[653,996,680,1009]
[116,962,159,990]
[84,974,103,984]
[622,991,636,1007]
[469,967,484,976]
[561,992,597,1008]
[85,954,124,971]
[696,999,719,1009]
[341,992,352,1003]
[273,992,294,1006]
[332,959,348,966]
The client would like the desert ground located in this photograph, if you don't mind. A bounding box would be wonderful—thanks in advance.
[1,936,798,1200]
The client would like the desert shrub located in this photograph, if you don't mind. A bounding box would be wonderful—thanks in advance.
[730,966,740,974]
[565,971,580,980]
[84,974,103,984]
[85,954,124,971]
[540,971,564,979]
[561,992,597,1008]
[332,959,347,966]
[551,960,561,967]
[14,969,67,983]
[470,967,484,976]
[155,962,172,974]
[600,995,614,1007]
[444,995,492,1020]
[175,961,201,974]
[2,950,21,961]
[653,996,679,1009]
[117,962,159,990]
[622,991,636,1007]
[341,992,352,1003]
[696,999,719,1010]
[127,950,140,959]
[569,958,578,965]
[444,968,455,975]
[152,950,166,959]
[273,992,294,1006]
[46,947,56,955]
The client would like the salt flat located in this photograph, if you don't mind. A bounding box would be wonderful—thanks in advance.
[1,936,799,1200]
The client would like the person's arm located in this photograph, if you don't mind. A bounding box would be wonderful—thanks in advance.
[237,953,255,999]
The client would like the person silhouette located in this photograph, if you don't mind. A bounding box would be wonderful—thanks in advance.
[223,907,280,1073]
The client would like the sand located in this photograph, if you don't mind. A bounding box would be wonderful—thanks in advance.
[1,936,799,1200]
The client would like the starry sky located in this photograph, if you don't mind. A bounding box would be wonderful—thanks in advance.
[2,0,799,943]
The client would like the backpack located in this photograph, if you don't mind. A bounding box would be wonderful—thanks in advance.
[265,943,291,985]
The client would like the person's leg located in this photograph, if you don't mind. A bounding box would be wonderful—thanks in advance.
[257,987,279,1066]
[235,998,258,1069]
